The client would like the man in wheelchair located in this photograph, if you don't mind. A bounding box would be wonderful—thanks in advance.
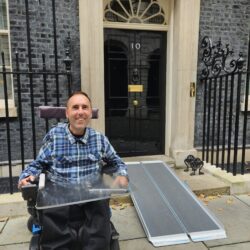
[18,91,129,250]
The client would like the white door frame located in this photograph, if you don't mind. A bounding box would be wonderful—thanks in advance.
[78,0,200,166]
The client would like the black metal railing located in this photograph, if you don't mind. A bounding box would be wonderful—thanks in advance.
[200,36,250,175]
[0,50,72,194]
[0,0,73,194]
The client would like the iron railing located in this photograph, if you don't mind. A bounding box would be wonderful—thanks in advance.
[0,0,73,194]
[200,36,250,175]
[0,50,72,194]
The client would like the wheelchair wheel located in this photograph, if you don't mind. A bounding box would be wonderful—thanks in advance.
[27,216,34,232]
[29,234,40,250]
[110,238,120,250]
[110,221,120,250]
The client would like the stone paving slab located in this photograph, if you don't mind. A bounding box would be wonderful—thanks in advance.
[120,238,207,250]
[210,242,250,250]
[204,164,250,194]
[0,243,29,250]
[0,202,28,218]
[235,194,250,206]
[0,217,8,233]
[204,195,250,247]
[111,205,145,240]
[113,195,250,249]
[175,168,230,196]
[1,195,250,249]
[0,216,30,246]
[0,193,28,218]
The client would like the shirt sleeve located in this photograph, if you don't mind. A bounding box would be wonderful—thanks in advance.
[102,135,128,178]
[19,132,53,181]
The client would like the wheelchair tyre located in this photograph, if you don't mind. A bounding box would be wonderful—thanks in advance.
[29,234,40,250]
[110,221,120,250]
[110,238,120,250]
[27,216,34,232]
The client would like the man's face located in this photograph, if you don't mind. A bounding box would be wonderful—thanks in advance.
[66,94,92,135]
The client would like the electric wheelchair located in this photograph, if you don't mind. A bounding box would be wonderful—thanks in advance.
[21,106,127,250]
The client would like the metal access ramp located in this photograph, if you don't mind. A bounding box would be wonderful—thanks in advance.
[127,161,226,247]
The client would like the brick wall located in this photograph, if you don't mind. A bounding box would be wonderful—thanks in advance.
[195,0,250,147]
[1,0,249,162]
[0,0,80,162]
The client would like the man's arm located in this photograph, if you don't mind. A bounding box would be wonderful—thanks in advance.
[102,136,129,187]
[18,132,53,188]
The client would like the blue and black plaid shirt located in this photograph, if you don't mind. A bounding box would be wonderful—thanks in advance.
[19,123,128,181]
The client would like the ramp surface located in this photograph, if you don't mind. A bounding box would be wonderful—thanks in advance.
[127,161,226,246]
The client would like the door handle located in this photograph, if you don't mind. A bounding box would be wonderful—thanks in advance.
[133,100,138,106]
[190,82,196,97]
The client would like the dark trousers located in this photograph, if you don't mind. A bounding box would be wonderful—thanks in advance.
[39,199,111,250]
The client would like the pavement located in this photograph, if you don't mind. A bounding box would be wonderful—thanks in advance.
[1,156,250,250]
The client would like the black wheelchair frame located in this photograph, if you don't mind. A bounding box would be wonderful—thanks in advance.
[21,167,121,250]
[21,106,121,250]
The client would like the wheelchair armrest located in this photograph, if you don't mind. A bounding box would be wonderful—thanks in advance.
[21,184,38,201]
[38,106,99,119]
[38,173,46,190]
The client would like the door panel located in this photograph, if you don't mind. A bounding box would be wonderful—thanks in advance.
[104,29,166,156]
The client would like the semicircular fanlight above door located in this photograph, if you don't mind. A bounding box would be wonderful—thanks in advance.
[104,0,167,25]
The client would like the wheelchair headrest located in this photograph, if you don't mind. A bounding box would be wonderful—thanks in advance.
[38,106,99,119]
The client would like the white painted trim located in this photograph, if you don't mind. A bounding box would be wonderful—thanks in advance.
[241,95,250,111]
[0,0,16,116]
[125,161,141,165]
[104,22,168,31]
[165,0,174,155]
[0,29,8,34]
[141,160,163,164]
[0,100,17,117]
[189,229,227,242]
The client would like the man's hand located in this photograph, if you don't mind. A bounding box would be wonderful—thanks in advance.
[18,176,36,189]
[113,176,129,188]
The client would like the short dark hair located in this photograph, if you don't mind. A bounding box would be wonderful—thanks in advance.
[66,91,91,106]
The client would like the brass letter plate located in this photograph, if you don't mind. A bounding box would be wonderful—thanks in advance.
[128,85,143,92]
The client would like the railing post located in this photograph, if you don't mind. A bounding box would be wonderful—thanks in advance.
[211,77,217,165]
[216,76,223,167]
[42,53,49,132]
[1,52,13,194]
[63,33,72,97]
[16,52,25,171]
[25,0,36,159]
[221,74,229,170]
[202,79,207,161]
[52,0,60,106]
[227,73,234,172]
[241,38,250,175]
[200,36,246,175]
[233,53,245,175]
[206,78,212,162]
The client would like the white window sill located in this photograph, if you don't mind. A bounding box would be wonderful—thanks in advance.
[0,106,17,117]
[241,96,250,112]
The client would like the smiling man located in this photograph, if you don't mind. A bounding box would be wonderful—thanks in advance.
[66,93,92,135]
[19,91,128,250]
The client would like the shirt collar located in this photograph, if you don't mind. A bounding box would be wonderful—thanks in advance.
[66,124,89,144]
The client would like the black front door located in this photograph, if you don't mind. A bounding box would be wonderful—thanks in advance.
[104,29,166,156]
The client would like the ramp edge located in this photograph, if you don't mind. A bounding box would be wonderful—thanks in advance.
[149,234,190,247]
[189,229,227,242]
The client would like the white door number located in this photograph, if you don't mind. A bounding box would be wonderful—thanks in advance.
[131,42,141,50]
